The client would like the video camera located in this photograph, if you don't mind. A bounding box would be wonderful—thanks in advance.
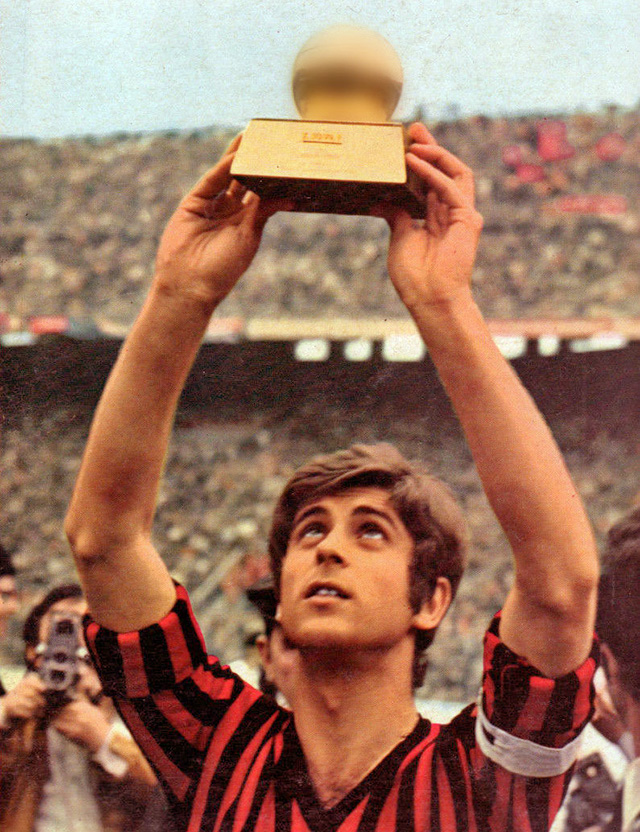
[37,611,89,708]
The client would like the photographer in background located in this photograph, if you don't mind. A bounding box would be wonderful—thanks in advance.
[0,544,19,690]
[0,583,156,832]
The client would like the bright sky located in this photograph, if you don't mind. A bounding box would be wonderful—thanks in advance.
[1,0,638,138]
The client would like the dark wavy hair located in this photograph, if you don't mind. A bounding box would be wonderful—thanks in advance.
[597,506,640,701]
[268,443,468,688]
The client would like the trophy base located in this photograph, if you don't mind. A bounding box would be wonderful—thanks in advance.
[231,119,427,218]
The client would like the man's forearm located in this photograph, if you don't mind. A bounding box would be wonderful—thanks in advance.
[409,294,597,661]
[65,285,216,627]
[67,286,215,548]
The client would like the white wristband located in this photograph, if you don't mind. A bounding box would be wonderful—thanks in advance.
[93,724,130,778]
[475,697,583,777]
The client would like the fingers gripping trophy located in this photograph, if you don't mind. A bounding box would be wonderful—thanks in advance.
[231,24,428,217]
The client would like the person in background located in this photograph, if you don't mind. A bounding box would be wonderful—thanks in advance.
[0,543,19,696]
[245,575,299,706]
[560,506,640,832]
[0,583,156,832]
[594,507,640,831]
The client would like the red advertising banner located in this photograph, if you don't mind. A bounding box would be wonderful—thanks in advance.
[547,195,628,214]
[28,315,70,335]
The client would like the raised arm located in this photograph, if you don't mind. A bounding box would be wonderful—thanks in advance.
[383,123,598,677]
[65,137,285,631]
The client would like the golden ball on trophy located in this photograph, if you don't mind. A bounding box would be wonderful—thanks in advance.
[291,25,403,123]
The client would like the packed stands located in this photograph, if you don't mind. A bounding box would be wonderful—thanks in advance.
[1,107,639,700]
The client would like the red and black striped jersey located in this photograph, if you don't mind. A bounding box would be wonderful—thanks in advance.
[85,584,597,832]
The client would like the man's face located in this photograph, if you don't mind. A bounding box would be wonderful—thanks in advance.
[279,487,419,653]
[0,575,19,633]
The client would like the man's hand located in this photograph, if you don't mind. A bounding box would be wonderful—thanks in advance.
[52,699,111,754]
[154,134,289,308]
[381,122,483,313]
[0,673,46,724]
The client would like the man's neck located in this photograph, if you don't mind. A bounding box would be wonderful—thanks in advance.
[289,639,420,809]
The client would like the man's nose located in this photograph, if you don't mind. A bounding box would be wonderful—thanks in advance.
[315,529,347,566]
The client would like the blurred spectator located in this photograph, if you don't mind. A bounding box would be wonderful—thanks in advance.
[0,544,18,638]
[0,544,19,694]
[561,507,640,831]
[245,576,299,707]
[0,583,156,832]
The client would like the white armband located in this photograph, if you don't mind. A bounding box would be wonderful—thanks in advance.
[475,697,583,778]
[93,724,130,779]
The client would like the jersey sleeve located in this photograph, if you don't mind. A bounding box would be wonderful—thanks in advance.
[476,612,598,779]
[84,583,271,804]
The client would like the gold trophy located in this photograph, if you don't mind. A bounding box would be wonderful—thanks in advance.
[231,25,427,217]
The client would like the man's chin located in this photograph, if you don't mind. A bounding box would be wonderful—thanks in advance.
[282,620,358,651]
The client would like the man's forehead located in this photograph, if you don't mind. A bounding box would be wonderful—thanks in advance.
[294,486,398,520]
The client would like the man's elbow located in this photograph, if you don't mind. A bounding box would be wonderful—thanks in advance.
[65,493,150,565]
[65,513,106,566]
[520,567,599,623]
[65,504,132,567]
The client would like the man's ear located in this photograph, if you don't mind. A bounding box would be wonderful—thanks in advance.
[412,577,452,632]
[275,604,282,623]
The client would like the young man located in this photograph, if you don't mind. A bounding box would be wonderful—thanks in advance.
[66,124,599,831]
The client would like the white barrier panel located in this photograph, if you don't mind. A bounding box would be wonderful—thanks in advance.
[537,335,560,356]
[382,334,425,362]
[492,335,526,359]
[344,339,373,362]
[1,331,37,347]
[294,338,330,362]
[570,333,629,353]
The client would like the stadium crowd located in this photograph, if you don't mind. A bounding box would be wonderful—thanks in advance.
[1,107,640,328]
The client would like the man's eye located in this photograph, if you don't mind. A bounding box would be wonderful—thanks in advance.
[360,523,385,540]
[300,523,325,539]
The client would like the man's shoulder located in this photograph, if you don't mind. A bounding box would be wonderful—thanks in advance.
[428,702,478,752]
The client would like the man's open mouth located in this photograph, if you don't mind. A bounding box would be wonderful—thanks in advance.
[304,581,350,599]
